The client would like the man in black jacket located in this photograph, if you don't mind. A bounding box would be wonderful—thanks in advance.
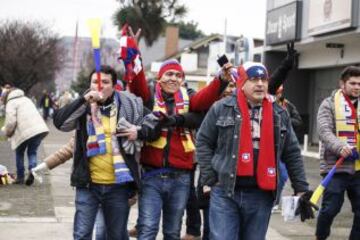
[54,65,148,240]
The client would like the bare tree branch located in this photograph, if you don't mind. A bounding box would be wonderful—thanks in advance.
[0,20,63,94]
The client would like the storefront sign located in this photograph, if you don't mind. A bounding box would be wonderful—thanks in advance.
[266,2,301,45]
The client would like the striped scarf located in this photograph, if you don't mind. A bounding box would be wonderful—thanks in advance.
[86,93,134,183]
[146,83,195,152]
[334,89,360,171]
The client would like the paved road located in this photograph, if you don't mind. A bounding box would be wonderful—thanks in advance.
[0,123,353,239]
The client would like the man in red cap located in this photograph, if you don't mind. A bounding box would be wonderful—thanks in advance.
[136,58,231,239]
[196,61,311,240]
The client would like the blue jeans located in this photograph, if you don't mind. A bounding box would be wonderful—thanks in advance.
[276,161,289,205]
[138,173,191,240]
[316,174,360,240]
[209,186,273,240]
[73,183,132,240]
[95,207,106,240]
[15,134,44,179]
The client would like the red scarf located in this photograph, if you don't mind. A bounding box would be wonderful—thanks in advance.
[236,88,276,190]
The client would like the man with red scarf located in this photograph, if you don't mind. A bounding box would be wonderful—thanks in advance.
[196,62,309,240]
[133,59,230,240]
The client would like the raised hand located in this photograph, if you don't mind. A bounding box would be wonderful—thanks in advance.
[219,62,237,82]
[284,41,299,69]
[84,90,103,103]
[129,26,142,44]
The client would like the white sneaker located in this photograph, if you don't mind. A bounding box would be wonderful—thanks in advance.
[31,170,43,184]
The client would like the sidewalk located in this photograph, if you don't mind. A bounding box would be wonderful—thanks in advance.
[0,136,54,218]
[0,123,73,239]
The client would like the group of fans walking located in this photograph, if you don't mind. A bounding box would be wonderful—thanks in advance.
[1,27,359,240]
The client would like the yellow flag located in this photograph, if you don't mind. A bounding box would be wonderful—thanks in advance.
[87,18,102,48]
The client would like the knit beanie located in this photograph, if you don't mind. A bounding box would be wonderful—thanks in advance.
[237,61,268,87]
[157,59,184,80]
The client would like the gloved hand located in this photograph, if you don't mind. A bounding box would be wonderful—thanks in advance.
[283,41,299,69]
[30,162,49,184]
[160,115,185,128]
[142,113,160,130]
[345,148,359,162]
[197,184,211,209]
[216,63,238,82]
[295,190,318,222]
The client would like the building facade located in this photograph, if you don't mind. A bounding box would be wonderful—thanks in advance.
[264,0,360,143]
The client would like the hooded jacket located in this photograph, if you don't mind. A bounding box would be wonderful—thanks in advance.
[4,89,49,149]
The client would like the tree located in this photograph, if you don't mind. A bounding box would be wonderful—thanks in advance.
[177,20,205,40]
[113,0,187,46]
[0,21,63,93]
[71,67,90,95]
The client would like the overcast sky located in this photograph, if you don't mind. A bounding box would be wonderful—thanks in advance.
[0,0,267,39]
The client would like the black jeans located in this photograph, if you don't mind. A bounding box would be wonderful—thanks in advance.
[316,173,360,240]
[185,171,201,237]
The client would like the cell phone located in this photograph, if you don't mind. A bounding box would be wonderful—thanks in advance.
[217,54,229,68]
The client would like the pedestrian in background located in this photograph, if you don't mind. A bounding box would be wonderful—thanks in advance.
[58,90,73,108]
[1,86,49,185]
[272,84,303,213]
[39,89,54,121]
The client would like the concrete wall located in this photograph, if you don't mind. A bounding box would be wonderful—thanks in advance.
[298,37,360,69]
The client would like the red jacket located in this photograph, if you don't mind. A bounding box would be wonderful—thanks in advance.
[141,129,195,169]
[140,78,224,170]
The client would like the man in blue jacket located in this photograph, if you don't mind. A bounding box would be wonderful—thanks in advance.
[196,61,310,240]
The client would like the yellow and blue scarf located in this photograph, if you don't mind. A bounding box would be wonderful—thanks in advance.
[86,93,134,183]
[146,83,195,152]
[334,89,360,171]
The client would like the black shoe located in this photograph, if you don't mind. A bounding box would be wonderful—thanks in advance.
[14,178,24,184]
[25,173,34,186]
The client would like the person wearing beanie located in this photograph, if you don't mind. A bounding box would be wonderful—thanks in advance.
[272,84,303,213]
[196,61,311,240]
[134,58,232,240]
